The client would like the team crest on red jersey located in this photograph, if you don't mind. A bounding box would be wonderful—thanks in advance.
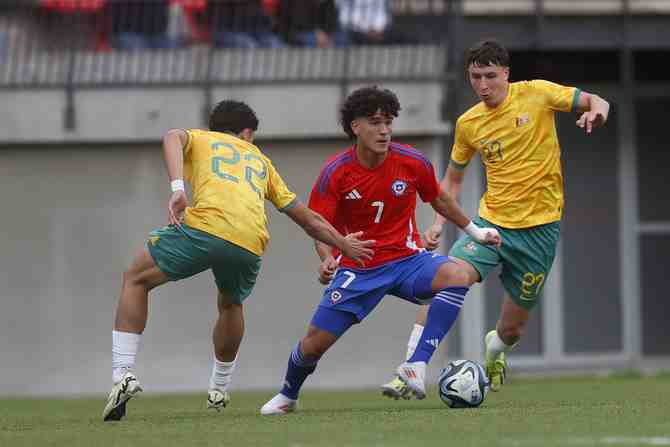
[391,180,408,196]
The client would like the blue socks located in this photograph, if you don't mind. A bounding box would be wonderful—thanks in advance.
[279,343,319,400]
[409,287,468,363]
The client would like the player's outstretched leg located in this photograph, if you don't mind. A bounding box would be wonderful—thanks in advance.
[207,297,244,412]
[260,342,318,416]
[381,322,425,400]
[485,294,527,391]
[104,247,168,421]
[102,371,143,421]
[484,330,508,392]
[396,286,469,399]
[261,319,345,415]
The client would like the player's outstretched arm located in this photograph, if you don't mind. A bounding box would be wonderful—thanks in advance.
[430,186,501,248]
[575,91,610,134]
[284,202,375,266]
[163,129,189,226]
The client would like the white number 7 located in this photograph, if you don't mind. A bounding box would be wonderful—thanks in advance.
[341,271,356,288]
[372,201,384,223]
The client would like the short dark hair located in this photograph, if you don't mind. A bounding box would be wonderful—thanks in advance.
[340,86,401,139]
[465,40,510,69]
[209,100,259,134]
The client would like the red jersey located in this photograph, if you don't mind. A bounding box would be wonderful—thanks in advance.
[308,142,440,269]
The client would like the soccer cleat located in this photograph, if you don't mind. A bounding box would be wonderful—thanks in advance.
[381,376,412,400]
[485,330,508,392]
[206,389,230,411]
[260,393,297,416]
[102,371,143,422]
[396,361,427,400]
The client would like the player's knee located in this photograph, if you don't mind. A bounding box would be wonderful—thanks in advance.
[450,267,473,287]
[300,338,324,359]
[122,268,139,286]
[435,262,474,289]
[300,328,335,360]
[122,266,153,291]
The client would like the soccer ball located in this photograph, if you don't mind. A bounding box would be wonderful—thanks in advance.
[437,359,490,408]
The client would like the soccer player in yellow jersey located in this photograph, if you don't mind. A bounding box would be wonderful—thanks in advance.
[383,40,610,398]
[102,100,374,421]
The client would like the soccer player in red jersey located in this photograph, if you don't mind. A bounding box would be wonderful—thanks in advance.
[260,86,501,414]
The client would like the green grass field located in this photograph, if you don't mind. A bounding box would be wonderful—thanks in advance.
[2,374,669,447]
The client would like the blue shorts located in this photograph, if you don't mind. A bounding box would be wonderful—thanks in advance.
[311,251,450,335]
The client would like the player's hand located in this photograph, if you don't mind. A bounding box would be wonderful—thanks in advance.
[341,231,375,267]
[422,223,443,251]
[464,222,502,248]
[318,256,339,285]
[168,190,188,226]
[477,227,502,248]
[576,110,607,134]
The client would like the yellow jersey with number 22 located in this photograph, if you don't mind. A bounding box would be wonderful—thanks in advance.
[182,129,297,256]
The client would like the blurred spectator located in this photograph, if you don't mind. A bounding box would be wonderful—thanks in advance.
[277,0,348,48]
[39,0,106,50]
[107,0,181,50]
[204,0,284,48]
[337,0,415,45]
[262,0,279,17]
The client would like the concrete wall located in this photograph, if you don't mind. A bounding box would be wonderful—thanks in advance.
[0,136,443,396]
[0,83,449,143]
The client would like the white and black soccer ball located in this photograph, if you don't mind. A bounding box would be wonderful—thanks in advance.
[438,359,490,408]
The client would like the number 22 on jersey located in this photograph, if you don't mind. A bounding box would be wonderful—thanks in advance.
[210,142,267,198]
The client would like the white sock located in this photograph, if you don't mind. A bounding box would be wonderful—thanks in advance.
[405,324,424,361]
[209,356,237,392]
[485,329,514,361]
[112,330,140,383]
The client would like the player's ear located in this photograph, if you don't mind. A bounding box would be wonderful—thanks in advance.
[239,128,254,143]
[351,119,360,136]
[502,66,510,81]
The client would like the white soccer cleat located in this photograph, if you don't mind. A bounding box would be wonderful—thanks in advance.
[102,371,143,422]
[260,393,297,416]
[396,361,427,400]
[206,389,230,411]
[381,376,412,400]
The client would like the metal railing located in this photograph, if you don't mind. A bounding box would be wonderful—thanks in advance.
[0,0,453,89]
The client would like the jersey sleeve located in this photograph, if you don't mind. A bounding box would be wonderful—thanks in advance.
[265,158,298,212]
[181,129,196,182]
[416,159,440,203]
[531,79,581,113]
[307,164,339,225]
[450,117,476,170]
[182,129,195,155]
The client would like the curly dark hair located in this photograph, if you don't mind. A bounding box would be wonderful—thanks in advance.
[209,100,259,134]
[340,86,401,140]
[465,40,510,69]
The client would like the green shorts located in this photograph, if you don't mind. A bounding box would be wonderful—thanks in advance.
[147,224,261,304]
[449,216,560,310]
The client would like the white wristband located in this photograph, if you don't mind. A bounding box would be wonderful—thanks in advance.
[463,221,484,241]
[170,179,185,192]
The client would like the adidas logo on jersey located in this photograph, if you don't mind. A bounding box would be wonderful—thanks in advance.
[425,338,439,348]
[345,189,362,200]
